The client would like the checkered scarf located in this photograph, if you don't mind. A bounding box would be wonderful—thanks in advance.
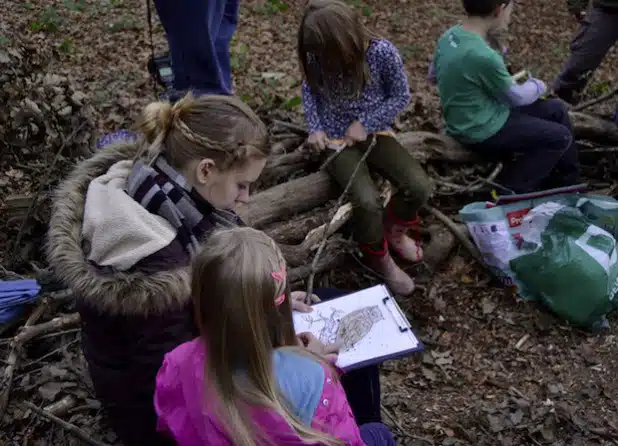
[125,155,241,256]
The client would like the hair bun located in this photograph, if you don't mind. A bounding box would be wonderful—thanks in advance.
[140,100,173,144]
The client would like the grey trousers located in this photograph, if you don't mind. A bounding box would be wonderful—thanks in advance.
[553,7,618,103]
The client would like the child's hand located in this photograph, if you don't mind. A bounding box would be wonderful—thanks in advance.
[344,121,367,146]
[298,332,343,364]
[307,131,328,152]
[290,291,320,313]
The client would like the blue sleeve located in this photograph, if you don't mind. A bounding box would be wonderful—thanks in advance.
[504,78,546,107]
[428,60,437,85]
[301,81,323,135]
[359,41,411,134]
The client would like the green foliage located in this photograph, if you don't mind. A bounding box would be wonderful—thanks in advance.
[30,7,63,33]
[258,0,289,15]
[0,35,9,47]
[64,0,86,12]
[108,16,142,32]
[589,80,611,95]
[347,0,372,16]
[230,42,250,71]
[399,43,423,62]
[58,37,74,54]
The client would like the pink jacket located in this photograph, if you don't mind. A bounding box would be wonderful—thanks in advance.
[154,338,366,445]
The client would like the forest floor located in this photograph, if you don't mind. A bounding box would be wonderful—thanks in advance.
[1,0,618,445]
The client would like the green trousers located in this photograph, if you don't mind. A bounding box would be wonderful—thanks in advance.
[327,134,432,250]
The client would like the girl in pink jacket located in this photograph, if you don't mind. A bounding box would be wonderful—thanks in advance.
[154,227,395,445]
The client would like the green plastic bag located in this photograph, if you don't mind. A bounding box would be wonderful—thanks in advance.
[459,191,618,328]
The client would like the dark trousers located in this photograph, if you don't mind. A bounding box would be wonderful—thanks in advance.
[466,99,580,194]
[153,0,239,95]
[360,423,397,446]
[327,135,432,250]
[553,7,618,103]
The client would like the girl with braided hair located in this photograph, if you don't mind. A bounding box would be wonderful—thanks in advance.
[155,227,395,445]
[48,93,384,444]
[47,94,272,445]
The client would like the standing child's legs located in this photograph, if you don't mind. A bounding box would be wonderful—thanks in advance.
[467,100,579,193]
[327,145,415,295]
[553,8,618,104]
[365,135,432,262]
[153,0,238,95]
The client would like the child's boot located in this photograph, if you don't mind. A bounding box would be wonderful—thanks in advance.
[360,239,415,295]
[384,206,423,262]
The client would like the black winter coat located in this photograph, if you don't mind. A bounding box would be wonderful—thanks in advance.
[47,143,212,445]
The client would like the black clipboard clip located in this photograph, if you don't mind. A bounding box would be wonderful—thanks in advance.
[382,296,409,333]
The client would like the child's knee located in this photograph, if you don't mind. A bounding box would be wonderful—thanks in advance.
[546,98,571,123]
[548,124,573,153]
[401,176,433,208]
[356,191,383,215]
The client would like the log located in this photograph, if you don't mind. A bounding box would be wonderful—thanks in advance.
[255,150,320,189]
[570,112,618,144]
[423,224,457,271]
[264,205,332,244]
[239,171,337,228]
[397,131,476,163]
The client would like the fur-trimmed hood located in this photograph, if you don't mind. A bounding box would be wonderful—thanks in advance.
[47,142,191,317]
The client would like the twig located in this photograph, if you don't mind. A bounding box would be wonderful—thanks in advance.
[10,120,87,261]
[305,135,378,302]
[424,206,484,265]
[14,313,81,345]
[0,297,51,421]
[22,401,111,446]
[434,163,503,195]
[572,86,618,112]
[381,403,435,444]
[271,119,308,137]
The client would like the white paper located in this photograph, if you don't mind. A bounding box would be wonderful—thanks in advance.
[293,285,421,370]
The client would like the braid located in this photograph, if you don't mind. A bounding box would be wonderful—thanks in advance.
[138,92,269,170]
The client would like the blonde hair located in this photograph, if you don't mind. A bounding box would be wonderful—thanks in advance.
[192,227,343,446]
[135,93,270,170]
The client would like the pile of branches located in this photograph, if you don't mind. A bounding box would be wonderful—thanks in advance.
[0,37,96,269]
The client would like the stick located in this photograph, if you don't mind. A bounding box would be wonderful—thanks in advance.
[435,163,503,195]
[10,121,87,261]
[271,120,308,137]
[0,297,51,421]
[14,313,81,345]
[22,401,111,446]
[424,206,484,264]
[381,403,435,444]
[305,135,378,302]
[572,86,618,112]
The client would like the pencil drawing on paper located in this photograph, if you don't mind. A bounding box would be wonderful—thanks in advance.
[301,305,384,352]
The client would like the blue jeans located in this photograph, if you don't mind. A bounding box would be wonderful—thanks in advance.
[313,288,382,425]
[466,99,580,193]
[153,0,239,95]
[360,423,397,446]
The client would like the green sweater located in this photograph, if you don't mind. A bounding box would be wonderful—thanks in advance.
[568,0,618,13]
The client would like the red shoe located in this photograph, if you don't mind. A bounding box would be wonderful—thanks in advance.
[360,239,415,296]
[385,204,423,262]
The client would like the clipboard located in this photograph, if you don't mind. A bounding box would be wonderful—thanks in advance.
[292,285,424,372]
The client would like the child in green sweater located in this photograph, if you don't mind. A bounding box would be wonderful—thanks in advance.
[429,0,580,193]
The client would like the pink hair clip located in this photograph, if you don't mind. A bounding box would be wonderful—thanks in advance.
[272,266,286,306]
